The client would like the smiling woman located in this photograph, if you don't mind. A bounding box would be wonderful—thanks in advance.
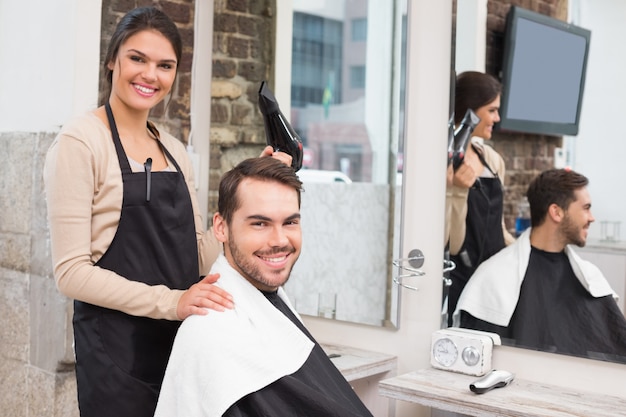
[43,7,235,417]
[444,71,516,326]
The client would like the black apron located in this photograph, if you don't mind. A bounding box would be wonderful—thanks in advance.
[448,147,505,324]
[72,103,199,417]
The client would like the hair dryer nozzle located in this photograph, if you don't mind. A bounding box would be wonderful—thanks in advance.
[258,81,303,171]
[452,109,480,170]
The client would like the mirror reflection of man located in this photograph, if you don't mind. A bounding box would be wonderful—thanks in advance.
[453,169,626,362]
[155,157,373,417]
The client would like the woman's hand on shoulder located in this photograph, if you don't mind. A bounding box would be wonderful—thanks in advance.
[259,145,293,167]
[176,273,234,320]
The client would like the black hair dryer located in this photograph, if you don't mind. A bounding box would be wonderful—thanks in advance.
[258,81,303,171]
[452,109,480,170]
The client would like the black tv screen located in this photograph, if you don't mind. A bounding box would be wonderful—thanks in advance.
[498,6,591,136]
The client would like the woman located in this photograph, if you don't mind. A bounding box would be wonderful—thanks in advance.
[44,7,289,417]
[445,71,515,325]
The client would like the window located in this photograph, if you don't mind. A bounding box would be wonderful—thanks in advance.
[350,65,366,89]
[351,18,367,41]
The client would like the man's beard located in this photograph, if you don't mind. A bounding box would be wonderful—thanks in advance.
[227,236,296,289]
[561,212,587,247]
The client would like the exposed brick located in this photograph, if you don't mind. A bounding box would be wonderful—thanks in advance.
[228,36,249,59]
[214,12,239,33]
[213,59,237,78]
[212,80,244,99]
[111,0,136,13]
[161,1,191,24]
[211,102,230,124]
[238,16,258,37]
[178,27,194,50]
[250,39,262,60]
[242,127,264,145]
[227,0,248,13]
[231,103,253,126]
[211,126,239,146]
[179,50,193,73]
[249,0,272,17]
[213,33,228,54]
[238,60,266,82]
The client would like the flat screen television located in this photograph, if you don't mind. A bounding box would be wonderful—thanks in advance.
[498,6,591,136]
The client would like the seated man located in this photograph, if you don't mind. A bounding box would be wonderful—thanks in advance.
[155,157,373,417]
[453,168,626,361]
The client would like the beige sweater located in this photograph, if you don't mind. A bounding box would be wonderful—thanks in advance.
[445,138,515,255]
[44,111,221,321]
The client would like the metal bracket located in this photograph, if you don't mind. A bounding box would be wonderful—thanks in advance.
[393,249,425,291]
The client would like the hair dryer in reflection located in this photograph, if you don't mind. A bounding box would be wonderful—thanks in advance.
[258,81,303,171]
[452,109,480,171]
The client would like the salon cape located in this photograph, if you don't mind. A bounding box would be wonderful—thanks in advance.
[452,228,618,327]
[154,254,314,417]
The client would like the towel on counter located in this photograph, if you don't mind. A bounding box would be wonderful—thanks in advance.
[453,228,617,327]
[154,254,314,417]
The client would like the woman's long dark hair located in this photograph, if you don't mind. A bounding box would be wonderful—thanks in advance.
[454,71,501,125]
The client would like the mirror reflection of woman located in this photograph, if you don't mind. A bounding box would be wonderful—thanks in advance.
[445,71,515,325]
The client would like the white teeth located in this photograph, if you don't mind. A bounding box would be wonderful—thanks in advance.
[262,255,286,263]
[135,84,155,94]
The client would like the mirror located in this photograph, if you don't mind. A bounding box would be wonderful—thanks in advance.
[283,0,408,327]
[447,0,626,364]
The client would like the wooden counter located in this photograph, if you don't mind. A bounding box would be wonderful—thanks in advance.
[322,343,397,382]
[379,368,626,416]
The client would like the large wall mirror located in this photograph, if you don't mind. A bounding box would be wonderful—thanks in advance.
[447,0,626,366]
[284,0,408,328]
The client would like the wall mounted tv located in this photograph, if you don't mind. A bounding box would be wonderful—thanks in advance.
[498,6,591,136]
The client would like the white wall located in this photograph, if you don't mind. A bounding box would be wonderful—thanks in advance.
[0,0,101,132]
[566,0,626,241]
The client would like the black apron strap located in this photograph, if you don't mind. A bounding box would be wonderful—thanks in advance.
[105,102,132,174]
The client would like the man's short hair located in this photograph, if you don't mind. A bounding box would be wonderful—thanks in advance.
[217,157,303,225]
[527,168,589,227]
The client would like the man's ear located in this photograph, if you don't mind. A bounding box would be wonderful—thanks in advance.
[547,203,565,223]
[212,213,228,243]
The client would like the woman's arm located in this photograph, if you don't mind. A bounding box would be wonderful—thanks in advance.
[44,128,185,320]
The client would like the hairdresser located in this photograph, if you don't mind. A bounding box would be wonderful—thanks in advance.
[445,71,515,325]
[43,6,290,417]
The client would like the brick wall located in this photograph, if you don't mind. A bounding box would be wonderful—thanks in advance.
[485,0,568,231]
[209,0,276,212]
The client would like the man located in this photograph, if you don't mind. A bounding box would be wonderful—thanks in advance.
[154,157,373,417]
[453,168,626,361]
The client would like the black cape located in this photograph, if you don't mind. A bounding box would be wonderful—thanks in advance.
[461,247,626,363]
[223,291,373,417]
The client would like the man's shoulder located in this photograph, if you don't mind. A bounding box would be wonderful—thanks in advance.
[473,240,520,277]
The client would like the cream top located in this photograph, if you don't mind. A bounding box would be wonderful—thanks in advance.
[44,111,221,320]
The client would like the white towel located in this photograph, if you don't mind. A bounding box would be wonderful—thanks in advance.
[453,228,617,327]
[154,254,314,417]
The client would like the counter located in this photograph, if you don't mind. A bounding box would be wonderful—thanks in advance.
[379,368,626,416]
[323,343,397,382]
